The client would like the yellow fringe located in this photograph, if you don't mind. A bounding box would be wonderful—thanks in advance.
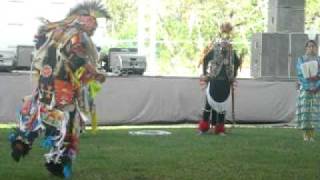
[91,110,98,134]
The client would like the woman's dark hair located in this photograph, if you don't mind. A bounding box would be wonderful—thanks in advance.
[305,40,318,48]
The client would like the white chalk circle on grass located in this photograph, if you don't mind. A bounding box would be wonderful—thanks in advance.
[128,130,172,136]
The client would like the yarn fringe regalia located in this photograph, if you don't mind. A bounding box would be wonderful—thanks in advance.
[9,0,109,178]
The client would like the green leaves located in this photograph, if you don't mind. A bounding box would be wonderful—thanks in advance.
[102,0,318,76]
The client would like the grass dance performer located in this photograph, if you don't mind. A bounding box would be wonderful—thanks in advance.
[198,22,241,135]
[9,1,110,177]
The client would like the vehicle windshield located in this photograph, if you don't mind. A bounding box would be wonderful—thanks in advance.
[0,50,15,58]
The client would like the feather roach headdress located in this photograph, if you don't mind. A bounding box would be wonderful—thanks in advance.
[67,0,111,19]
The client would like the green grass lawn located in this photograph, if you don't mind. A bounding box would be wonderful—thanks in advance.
[0,127,320,180]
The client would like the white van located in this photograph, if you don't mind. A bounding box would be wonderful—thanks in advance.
[0,50,16,72]
[106,48,147,76]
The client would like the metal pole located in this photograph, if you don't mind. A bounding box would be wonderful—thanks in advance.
[288,33,292,80]
[229,43,236,129]
[231,83,235,127]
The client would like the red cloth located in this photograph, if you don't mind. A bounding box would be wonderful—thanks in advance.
[198,119,210,132]
[54,80,74,106]
[214,123,225,134]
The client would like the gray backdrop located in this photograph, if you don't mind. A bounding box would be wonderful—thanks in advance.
[0,73,297,125]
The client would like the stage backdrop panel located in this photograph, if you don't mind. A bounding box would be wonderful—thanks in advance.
[0,73,298,125]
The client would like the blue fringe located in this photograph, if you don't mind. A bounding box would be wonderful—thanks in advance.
[63,163,72,178]
[41,136,55,149]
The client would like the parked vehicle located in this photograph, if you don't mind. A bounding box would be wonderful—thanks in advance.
[103,48,147,75]
[0,50,16,72]
[0,45,34,72]
[15,45,34,70]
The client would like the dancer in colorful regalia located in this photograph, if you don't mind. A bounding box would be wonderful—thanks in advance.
[8,1,110,177]
[198,22,241,135]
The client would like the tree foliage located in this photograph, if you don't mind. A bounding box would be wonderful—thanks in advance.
[103,0,319,76]
[306,0,320,32]
[104,0,138,42]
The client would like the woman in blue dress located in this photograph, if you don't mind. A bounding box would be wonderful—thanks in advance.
[296,40,320,141]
